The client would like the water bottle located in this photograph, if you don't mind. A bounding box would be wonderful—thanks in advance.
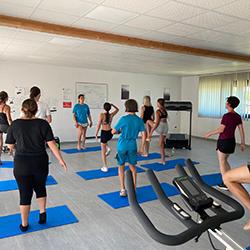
[171,147,175,157]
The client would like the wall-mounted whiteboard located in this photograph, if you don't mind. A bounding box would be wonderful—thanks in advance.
[76,82,108,109]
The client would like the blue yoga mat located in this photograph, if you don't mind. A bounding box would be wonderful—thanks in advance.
[141,158,199,172]
[77,166,145,181]
[201,173,222,186]
[61,146,101,154]
[0,176,57,192]
[98,183,179,209]
[0,205,78,239]
[246,247,250,250]
[137,153,161,161]
[0,161,14,168]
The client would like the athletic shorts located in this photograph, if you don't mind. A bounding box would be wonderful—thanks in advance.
[116,150,137,166]
[216,138,236,154]
[156,122,168,135]
[78,122,88,128]
[0,124,9,134]
[101,129,113,144]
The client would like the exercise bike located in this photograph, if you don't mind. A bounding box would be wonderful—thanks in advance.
[126,159,245,249]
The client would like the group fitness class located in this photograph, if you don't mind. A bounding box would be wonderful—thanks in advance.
[1,1,250,249]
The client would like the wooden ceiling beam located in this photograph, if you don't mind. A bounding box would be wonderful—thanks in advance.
[1,14,250,62]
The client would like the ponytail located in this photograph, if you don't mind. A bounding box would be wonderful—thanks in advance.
[103,102,112,124]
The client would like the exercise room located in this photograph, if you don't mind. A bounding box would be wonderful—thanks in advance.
[1,0,250,249]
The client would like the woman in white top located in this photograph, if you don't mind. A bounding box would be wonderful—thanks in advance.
[30,86,52,123]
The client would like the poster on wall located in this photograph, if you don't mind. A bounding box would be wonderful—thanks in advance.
[163,88,170,101]
[121,84,130,100]
[62,88,73,108]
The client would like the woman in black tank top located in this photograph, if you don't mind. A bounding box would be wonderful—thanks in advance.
[0,91,12,165]
[139,96,154,156]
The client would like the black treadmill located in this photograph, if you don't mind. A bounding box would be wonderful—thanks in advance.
[165,101,192,150]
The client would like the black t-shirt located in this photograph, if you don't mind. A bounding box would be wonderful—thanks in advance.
[143,106,154,123]
[6,119,54,156]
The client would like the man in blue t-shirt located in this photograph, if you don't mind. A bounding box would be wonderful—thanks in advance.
[73,94,93,150]
[112,99,146,197]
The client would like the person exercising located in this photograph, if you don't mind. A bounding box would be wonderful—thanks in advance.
[73,94,93,150]
[223,164,250,230]
[205,96,245,190]
[6,99,67,232]
[95,102,119,172]
[0,91,12,165]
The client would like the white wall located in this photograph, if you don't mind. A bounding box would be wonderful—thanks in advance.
[180,76,250,145]
[0,61,182,142]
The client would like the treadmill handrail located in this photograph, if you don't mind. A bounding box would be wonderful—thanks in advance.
[126,167,245,246]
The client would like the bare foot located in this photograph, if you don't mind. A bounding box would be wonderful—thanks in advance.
[77,145,82,150]
[160,160,165,165]
[243,220,250,230]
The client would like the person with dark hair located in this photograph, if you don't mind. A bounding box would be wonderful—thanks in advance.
[30,86,52,123]
[147,98,169,165]
[140,96,154,157]
[95,102,119,172]
[223,163,250,230]
[5,98,67,232]
[73,94,93,150]
[205,96,245,190]
[0,91,12,165]
[112,99,146,197]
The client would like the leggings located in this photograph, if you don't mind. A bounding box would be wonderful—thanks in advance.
[14,173,48,205]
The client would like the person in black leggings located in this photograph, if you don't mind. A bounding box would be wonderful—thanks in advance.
[0,91,12,165]
[223,163,250,230]
[6,99,67,232]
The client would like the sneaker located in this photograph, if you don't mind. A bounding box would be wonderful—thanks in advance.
[19,224,29,232]
[105,147,111,156]
[120,189,127,197]
[217,183,229,191]
[101,166,108,172]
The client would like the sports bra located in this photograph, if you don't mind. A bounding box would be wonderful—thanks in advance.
[158,109,168,119]
[0,104,8,125]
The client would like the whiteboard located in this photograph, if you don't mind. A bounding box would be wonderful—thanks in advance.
[76,82,108,109]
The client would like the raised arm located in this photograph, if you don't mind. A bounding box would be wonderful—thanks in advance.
[238,124,246,151]
[204,124,225,139]
[111,103,119,116]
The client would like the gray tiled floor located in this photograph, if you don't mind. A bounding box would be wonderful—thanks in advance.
[0,137,250,249]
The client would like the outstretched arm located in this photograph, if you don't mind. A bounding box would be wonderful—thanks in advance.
[204,124,225,139]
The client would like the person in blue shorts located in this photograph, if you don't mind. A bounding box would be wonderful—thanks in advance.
[112,99,146,197]
[73,94,93,150]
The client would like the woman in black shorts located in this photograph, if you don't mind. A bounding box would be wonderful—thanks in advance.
[95,103,119,172]
[6,99,67,232]
[139,96,154,156]
[0,91,12,165]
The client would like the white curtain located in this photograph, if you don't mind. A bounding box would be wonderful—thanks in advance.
[198,73,249,119]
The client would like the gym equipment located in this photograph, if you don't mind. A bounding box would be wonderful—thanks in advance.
[0,205,78,239]
[165,101,192,150]
[126,159,245,249]
[98,183,179,209]
[141,158,199,172]
[0,161,14,168]
[0,175,57,192]
[77,166,144,181]
[61,146,101,154]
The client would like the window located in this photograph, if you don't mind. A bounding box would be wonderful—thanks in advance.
[198,72,250,119]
